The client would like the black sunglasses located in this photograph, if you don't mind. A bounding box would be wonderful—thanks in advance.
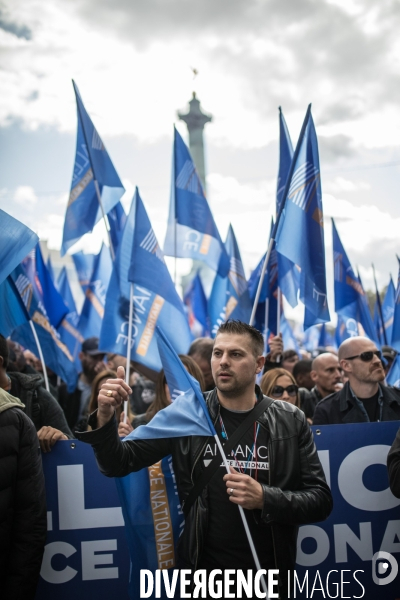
[344,350,382,362]
[271,384,298,398]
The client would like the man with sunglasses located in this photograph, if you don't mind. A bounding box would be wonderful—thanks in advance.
[313,337,400,425]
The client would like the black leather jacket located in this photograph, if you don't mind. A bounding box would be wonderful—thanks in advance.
[313,382,400,425]
[76,387,332,596]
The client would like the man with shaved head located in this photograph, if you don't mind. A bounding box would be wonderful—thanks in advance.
[313,337,400,425]
[301,353,342,422]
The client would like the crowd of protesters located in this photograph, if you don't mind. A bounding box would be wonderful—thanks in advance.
[2,327,400,599]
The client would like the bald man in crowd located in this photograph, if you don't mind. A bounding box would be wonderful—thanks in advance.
[313,337,400,425]
[301,353,342,421]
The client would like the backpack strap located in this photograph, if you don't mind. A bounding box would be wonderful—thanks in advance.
[182,396,273,516]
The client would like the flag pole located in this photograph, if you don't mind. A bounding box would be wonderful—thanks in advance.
[124,282,134,423]
[277,287,281,334]
[250,238,273,326]
[372,263,388,346]
[94,180,116,261]
[213,433,269,599]
[29,320,50,392]
[249,104,312,328]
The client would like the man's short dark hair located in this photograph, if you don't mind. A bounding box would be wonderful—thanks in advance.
[293,359,312,380]
[0,334,9,370]
[215,320,264,357]
[188,337,214,362]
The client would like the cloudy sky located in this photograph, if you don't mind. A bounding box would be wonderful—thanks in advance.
[1,0,400,323]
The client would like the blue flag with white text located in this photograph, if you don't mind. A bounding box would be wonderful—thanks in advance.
[99,188,192,374]
[163,127,229,276]
[208,225,252,337]
[61,81,124,255]
[78,243,112,340]
[275,108,330,329]
[10,265,78,391]
[115,456,184,600]
[276,108,300,309]
[0,210,38,286]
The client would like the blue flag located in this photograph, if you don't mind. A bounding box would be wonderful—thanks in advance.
[108,200,127,255]
[248,223,278,336]
[208,225,252,337]
[61,81,125,255]
[275,107,330,329]
[78,243,112,340]
[10,265,78,391]
[71,251,95,293]
[163,127,229,276]
[57,267,83,370]
[332,220,379,345]
[124,327,215,440]
[183,272,210,338]
[382,278,395,345]
[390,259,400,352]
[46,255,55,282]
[0,209,39,286]
[276,107,294,214]
[276,108,300,309]
[99,188,192,374]
[115,456,184,600]
[302,324,321,353]
[387,352,400,387]
[24,243,69,329]
[373,302,384,346]
[155,327,206,408]
[280,312,301,355]
[0,275,30,337]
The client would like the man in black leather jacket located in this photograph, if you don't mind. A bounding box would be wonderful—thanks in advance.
[76,321,332,599]
[313,336,400,425]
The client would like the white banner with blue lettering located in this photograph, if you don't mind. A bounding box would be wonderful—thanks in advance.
[35,422,400,600]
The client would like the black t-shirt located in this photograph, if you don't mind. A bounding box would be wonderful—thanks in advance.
[359,390,380,422]
[199,405,275,571]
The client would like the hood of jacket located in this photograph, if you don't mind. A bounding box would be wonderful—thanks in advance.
[8,371,44,391]
[0,387,25,414]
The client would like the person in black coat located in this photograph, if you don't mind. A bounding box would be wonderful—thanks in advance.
[0,387,47,600]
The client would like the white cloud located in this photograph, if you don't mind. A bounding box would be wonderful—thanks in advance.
[323,176,370,194]
[14,185,37,205]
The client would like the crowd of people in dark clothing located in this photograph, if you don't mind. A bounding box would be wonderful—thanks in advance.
[2,329,400,599]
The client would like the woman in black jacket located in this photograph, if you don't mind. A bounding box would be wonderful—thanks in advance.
[0,388,47,600]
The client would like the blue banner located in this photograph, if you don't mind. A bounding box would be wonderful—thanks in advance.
[36,423,400,599]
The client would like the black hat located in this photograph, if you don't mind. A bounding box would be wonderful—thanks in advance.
[82,337,104,356]
[382,345,397,360]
